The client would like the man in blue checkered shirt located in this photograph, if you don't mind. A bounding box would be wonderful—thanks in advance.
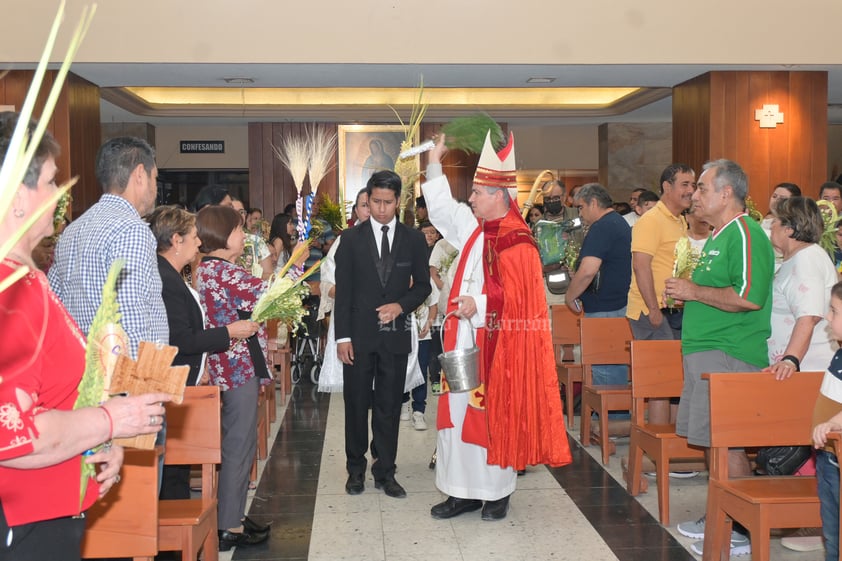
[49,137,168,358]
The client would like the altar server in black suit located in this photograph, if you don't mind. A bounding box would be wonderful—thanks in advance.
[335,170,431,498]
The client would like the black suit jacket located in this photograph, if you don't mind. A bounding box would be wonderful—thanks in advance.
[157,254,230,385]
[334,220,431,354]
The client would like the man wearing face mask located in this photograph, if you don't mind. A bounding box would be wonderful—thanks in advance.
[534,180,580,304]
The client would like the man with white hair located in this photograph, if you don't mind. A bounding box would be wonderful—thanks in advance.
[422,133,570,522]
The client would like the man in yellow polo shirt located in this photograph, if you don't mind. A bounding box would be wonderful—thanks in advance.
[626,164,696,425]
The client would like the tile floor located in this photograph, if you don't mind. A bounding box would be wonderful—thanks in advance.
[226,380,826,561]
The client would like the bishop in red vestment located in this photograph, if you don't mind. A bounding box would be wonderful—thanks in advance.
[422,133,571,522]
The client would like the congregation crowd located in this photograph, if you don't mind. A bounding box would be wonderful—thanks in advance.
[5,108,842,561]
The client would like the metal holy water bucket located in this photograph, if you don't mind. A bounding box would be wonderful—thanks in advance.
[437,310,480,393]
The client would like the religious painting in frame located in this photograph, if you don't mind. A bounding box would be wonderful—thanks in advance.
[337,124,419,213]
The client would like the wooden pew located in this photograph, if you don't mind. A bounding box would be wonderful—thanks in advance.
[701,371,823,561]
[625,340,704,524]
[257,385,269,461]
[158,386,221,561]
[80,448,160,561]
[267,318,291,400]
[551,304,582,428]
[579,317,632,465]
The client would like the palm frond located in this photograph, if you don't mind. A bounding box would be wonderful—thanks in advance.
[442,113,504,154]
[391,78,428,222]
[314,193,343,233]
[817,199,839,258]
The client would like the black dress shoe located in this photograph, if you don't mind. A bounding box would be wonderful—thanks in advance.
[218,528,269,551]
[345,472,365,495]
[430,496,483,519]
[481,495,510,521]
[242,515,271,533]
[374,478,407,498]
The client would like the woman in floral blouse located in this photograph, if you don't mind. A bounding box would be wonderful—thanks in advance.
[194,205,271,551]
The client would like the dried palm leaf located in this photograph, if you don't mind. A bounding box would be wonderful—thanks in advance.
[272,134,308,194]
[306,124,336,195]
[390,79,428,222]
[0,1,95,292]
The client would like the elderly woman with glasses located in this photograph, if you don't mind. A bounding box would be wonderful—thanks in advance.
[765,196,838,378]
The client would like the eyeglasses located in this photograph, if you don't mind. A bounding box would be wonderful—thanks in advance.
[544,196,562,204]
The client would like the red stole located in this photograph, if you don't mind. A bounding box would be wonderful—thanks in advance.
[436,226,491,447]
[435,207,535,448]
[436,204,573,469]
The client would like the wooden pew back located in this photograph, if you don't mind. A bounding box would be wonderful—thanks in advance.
[701,371,824,561]
[551,304,581,347]
[706,371,822,457]
[579,317,631,383]
[163,385,221,498]
[158,385,221,561]
[629,339,683,421]
[80,448,160,560]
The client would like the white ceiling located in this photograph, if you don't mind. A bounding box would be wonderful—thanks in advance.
[73,62,842,127]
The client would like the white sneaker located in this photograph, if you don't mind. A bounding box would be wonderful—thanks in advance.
[690,532,750,557]
[412,411,427,431]
[669,471,700,479]
[400,402,411,421]
[781,527,823,552]
[644,471,699,479]
[677,515,707,539]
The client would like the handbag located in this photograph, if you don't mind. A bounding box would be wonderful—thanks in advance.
[754,445,812,476]
[237,310,271,380]
[545,267,570,295]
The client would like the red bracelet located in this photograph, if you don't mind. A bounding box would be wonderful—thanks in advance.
[99,406,114,441]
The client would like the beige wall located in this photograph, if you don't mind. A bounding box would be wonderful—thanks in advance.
[5,1,842,65]
[153,125,249,169]
[510,125,598,170]
[599,122,672,198]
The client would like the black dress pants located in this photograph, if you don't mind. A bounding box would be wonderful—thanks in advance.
[343,348,407,481]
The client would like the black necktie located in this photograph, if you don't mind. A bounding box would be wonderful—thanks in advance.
[380,224,390,260]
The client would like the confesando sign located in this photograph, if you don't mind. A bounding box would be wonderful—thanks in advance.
[180,140,225,153]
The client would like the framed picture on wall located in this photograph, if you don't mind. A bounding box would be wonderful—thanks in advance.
[337,124,418,211]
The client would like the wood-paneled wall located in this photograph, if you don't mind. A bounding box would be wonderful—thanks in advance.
[673,71,827,214]
[0,71,101,217]
[248,123,339,223]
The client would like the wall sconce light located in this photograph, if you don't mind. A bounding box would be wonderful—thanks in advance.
[755,104,784,128]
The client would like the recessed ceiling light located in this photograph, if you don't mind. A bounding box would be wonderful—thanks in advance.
[527,77,556,84]
[222,77,254,84]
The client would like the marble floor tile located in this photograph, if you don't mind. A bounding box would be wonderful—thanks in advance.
[231,380,828,561]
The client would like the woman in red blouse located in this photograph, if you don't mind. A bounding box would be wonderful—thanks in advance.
[0,114,171,561]
[194,205,271,551]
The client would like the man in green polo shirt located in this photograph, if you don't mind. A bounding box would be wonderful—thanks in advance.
[664,159,774,557]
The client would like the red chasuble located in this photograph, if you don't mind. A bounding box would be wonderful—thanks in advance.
[438,205,572,470]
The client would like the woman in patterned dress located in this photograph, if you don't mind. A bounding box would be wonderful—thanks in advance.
[194,205,271,551]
